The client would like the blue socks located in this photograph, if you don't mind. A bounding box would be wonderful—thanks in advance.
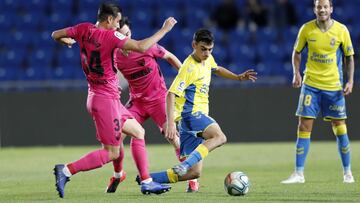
[295,131,311,172]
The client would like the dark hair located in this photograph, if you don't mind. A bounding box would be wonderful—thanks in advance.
[313,0,333,6]
[193,29,214,45]
[97,2,121,22]
[119,16,131,29]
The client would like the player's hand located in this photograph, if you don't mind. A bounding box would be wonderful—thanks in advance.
[162,17,177,32]
[292,72,302,88]
[343,81,353,96]
[238,69,257,82]
[60,37,76,48]
[165,121,179,140]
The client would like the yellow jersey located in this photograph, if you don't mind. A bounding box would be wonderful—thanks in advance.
[169,54,218,121]
[294,20,354,91]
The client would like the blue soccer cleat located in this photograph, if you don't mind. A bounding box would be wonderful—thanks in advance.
[141,181,171,195]
[54,164,70,198]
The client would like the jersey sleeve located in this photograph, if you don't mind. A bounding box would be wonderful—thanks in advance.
[294,24,307,53]
[65,23,84,41]
[341,26,355,56]
[149,44,166,58]
[168,63,196,97]
[109,31,129,49]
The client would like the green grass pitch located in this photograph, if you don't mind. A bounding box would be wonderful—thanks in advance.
[0,142,359,202]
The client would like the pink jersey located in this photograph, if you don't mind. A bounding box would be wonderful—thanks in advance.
[66,23,128,99]
[114,44,167,102]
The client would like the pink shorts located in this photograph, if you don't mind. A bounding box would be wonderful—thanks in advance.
[87,95,133,146]
[126,98,166,132]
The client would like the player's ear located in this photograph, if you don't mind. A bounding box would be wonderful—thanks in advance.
[107,15,113,24]
[192,41,196,49]
[330,5,333,14]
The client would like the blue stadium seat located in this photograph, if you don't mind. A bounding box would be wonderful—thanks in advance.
[0,11,16,30]
[1,0,360,87]
[50,66,75,80]
[255,27,277,44]
[228,29,251,45]
[28,48,53,67]
[9,31,33,47]
[17,12,44,31]
[228,43,256,65]
[155,7,183,28]
[256,43,285,63]
[158,60,177,77]
[17,66,47,81]
[154,0,180,9]
[184,9,207,29]
[130,26,154,40]
[2,48,26,67]
[173,40,192,62]
[254,62,271,76]
[73,66,86,79]
[129,8,153,29]
[212,44,228,65]
[57,48,79,67]
[0,66,18,81]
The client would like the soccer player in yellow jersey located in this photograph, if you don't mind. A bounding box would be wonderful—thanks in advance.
[142,29,257,191]
[281,0,355,184]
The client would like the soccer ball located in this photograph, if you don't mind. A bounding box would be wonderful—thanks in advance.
[224,171,250,196]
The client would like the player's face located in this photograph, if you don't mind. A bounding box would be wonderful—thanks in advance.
[314,0,333,22]
[192,41,214,61]
[118,24,132,38]
[108,12,122,30]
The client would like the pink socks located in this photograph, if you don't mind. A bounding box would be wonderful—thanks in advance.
[67,149,111,175]
[131,138,150,181]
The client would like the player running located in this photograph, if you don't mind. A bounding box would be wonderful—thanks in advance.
[51,3,177,198]
[106,16,199,193]
[141,29,257,187]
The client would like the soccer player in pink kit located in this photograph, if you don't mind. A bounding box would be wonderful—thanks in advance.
[105,17,199,193]
[51,3,177,198]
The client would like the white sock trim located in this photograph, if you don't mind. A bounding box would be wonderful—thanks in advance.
[114,171,123,179]
[141,178,153,184]
[62,166,72,177]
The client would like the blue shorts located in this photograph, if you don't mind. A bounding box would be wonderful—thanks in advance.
[295,84,347,121]
[177,112,216,158]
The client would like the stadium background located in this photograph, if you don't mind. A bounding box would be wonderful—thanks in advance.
[0,0,359,146]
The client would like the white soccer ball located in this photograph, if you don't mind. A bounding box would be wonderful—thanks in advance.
[224,171,250,196]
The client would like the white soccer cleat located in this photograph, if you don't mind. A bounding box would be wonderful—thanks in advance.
[343,174,355,183]
[281,172,305,184]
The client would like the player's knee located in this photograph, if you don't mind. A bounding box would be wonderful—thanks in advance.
[331,120,345,127]
[189,170,201,179]
[298,123,309,131]
[133,126,145,139]
[108,150,120,160]
[216,133,227,146]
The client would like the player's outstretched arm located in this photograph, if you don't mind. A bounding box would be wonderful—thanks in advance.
[214,66,257,82]
[292,50,302,88]
[164,92,178,140]
[122,17,177,53]
[343,55,355,95]
[163,50,182,70]
[51,28,76,48]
